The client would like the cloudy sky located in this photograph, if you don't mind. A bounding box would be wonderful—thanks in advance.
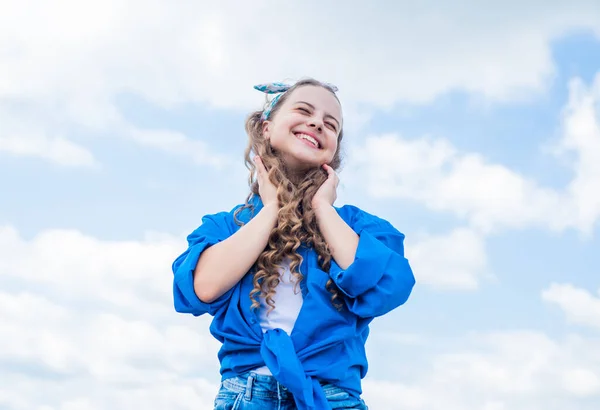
[1,1,600,409]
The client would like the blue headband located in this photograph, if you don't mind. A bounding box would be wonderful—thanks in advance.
[254,81,339,120]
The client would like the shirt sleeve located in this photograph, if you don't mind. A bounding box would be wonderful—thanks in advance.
[172,211,236,316]
[328,209,416,318]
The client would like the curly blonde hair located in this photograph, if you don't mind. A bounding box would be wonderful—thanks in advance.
[234,78,345,313]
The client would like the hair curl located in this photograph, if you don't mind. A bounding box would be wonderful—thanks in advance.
[234,78,345,313]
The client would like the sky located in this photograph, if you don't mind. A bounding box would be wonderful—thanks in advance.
[1,1,600,409]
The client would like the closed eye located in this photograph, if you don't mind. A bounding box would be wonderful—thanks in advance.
[296,104,338,132]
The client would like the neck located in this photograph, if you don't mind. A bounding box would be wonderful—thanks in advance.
[284,168,308,185]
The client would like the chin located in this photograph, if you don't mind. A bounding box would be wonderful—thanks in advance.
[295,156,323,169]
[282,156,322,174]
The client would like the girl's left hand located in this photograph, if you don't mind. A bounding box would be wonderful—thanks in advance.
[312,164,339,210]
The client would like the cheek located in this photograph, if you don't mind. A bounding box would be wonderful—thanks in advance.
[269,124,292,147]
[327,134,339,152]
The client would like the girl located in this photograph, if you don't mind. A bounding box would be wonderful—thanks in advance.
[172,78,415,410]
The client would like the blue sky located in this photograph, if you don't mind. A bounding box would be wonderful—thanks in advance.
[1,2,600,409]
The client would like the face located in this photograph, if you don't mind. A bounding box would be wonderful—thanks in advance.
[262,85,342,173]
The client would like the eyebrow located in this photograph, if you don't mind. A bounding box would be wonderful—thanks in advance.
[294,101,340,128]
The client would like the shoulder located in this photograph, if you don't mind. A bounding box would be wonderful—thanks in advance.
[334,204,404,237]
[187,200,253,241]
[334,204,393,227]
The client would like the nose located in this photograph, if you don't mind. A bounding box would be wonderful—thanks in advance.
[308,116,324,132]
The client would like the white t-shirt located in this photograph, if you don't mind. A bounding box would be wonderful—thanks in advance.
[253,259,304,375]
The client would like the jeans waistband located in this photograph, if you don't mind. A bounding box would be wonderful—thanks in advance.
[224,371,294,401]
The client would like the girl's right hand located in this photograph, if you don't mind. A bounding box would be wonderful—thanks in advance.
[254,156,279,208]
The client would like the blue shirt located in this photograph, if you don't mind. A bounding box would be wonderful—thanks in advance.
[172,196,415,409]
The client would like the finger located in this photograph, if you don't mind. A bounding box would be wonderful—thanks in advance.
[254,157,264,186]
[323,165,339,187]
[322,164,335,178]
[329,168,339,186]
[254,156,267,176]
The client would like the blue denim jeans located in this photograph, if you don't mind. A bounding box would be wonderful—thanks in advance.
[213,372,369,409]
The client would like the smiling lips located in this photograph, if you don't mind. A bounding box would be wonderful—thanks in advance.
[293,132,320,149]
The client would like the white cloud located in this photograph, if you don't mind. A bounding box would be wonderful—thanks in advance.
[0,226,176,315]
[408,227,490,290]
[353,133,565,232]
[0,134,98,167]
[563,368,600,397]
[1,226,600,409]
[363,331,600,409]
[0,111,98,167]
[0,374,219,410]
[554,75,600,234]
[3,0,600,108]
[0,225,222,409]
[126,127,230,169]
[352,73,600,235]
[343,74,600,291]
[362,380,427,409]
[2,2,599,408]
[1,1,599,165]
[542,283,600,329]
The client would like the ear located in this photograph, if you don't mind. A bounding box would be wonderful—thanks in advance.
[262,120,271,140]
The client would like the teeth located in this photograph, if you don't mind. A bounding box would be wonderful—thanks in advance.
[296,133,319,148]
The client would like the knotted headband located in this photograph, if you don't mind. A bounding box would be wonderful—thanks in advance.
[254,81,339,120]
